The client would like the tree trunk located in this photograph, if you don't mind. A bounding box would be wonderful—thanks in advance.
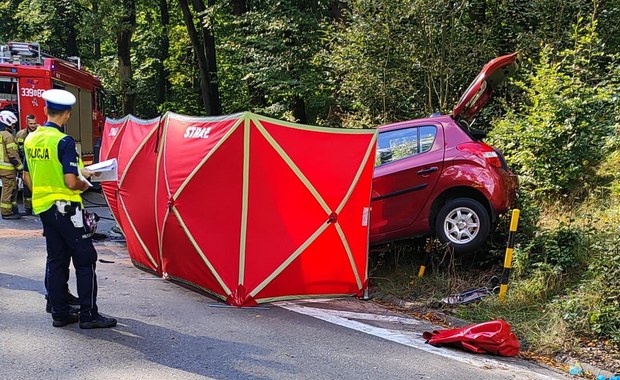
[66,24,78,57]
[158,0,171,106]
[57,2,78,56]
[292,96,307,124]
[189,0,222,115]
[178,0,212,114]
[230,0,267,109]
[117,0,136,115]
[204,0,222,115]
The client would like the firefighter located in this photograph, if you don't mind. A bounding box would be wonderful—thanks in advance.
[15,114,39,215]
[23,89,117,329]
[0,110,23,219]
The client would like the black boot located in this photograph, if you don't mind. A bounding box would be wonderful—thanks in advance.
[45,293,81,313]
[52,313,79,328]
[2,213,21,220]
[67,292,80,306]
[79,315,117,329]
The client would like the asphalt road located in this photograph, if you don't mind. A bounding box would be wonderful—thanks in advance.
[0,191,570,380]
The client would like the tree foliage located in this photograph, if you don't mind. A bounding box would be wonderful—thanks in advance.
[2,0,617,126]
[215,0,335,123]
[489,20,618,198]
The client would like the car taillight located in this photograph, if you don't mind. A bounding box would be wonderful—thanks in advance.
[457,142,502,168]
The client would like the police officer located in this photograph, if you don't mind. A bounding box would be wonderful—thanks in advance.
[17,115,81,311]
[15,114,39,215]
[0,110,23,219]
[23,89,117,329]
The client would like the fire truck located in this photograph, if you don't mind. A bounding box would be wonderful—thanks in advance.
[0,41,105,165]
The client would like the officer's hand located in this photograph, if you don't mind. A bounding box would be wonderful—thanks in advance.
[81,168,101,178]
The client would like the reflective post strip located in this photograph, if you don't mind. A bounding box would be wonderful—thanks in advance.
[498,209,520,302]
[418,238,434,277]
[0,136,15,168]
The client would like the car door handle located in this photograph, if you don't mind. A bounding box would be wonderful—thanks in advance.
[417,167,438,175]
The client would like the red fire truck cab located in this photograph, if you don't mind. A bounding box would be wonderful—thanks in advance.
[0,42,105,165]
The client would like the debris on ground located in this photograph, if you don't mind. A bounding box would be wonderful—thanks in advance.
[440,276,500,305]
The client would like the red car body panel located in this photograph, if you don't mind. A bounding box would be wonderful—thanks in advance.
[371,118,445,235]
[369,53,520,247]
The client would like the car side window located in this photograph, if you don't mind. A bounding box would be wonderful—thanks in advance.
[419,126,436,153]
[375,126,437,166]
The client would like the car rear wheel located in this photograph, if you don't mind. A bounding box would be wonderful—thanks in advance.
[435,198,490,254]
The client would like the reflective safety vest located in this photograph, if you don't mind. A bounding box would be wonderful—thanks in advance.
[24,126,83,214]
[0,130,22,171]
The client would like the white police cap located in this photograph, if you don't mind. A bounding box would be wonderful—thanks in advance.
[41,89,76,111]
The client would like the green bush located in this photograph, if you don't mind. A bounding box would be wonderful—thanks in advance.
[555,231,620,344]
[489,21,617,200]
[488,19,620,348]
[586,233,620,342]
[525,225,590,273]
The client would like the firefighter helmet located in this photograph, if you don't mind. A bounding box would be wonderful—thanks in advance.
[0,110,18,126]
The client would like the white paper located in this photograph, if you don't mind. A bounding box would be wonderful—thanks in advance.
[86,158,116,172]
[85,158,118,182]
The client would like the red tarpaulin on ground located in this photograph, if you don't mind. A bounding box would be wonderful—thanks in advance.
[423,320,520,357]
[101,112,377,306]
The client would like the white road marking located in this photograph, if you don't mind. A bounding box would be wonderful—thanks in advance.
[280,306,421,325]
[275,302,563,380]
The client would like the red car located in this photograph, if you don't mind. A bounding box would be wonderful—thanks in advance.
[370,53,519,253]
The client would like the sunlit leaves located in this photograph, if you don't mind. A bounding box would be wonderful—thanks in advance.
[489,21,618,199]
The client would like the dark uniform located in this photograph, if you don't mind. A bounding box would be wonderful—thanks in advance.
[24,89,116,329]
[0,117,23,219]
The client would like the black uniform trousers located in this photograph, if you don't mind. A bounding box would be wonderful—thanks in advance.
[40,205,100,322]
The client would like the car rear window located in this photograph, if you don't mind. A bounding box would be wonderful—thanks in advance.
[375,126,437,166]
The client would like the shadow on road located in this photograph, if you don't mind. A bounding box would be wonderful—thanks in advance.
[0,272,46,295]
[67,317,298,380]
